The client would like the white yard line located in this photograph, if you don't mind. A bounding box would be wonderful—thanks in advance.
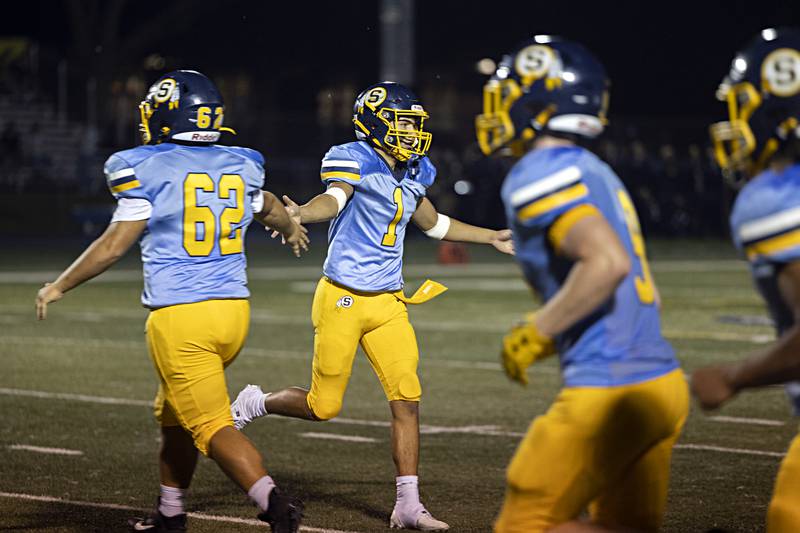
[8,444,83,456]
[290,280,530,293]
[0,259,746,285]
[709,415,785,427]
[0,491,359,532]
[0,386,152,407]
[675,443,785,458]
[1,335,547,373]
[662,329,773,344]
[2,302,775,340]
[300,432,379,443]
[0,387,790,458]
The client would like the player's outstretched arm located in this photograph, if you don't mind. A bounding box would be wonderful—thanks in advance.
[35,220,147,320]
[294,182,355,224]
[255,191,309,257]
[411,197,514,255]
[692,261,800,410]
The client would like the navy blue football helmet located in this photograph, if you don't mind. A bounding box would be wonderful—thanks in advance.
[475,36,609,156]
[138,70,234,145]
[353,82,432,161]
[711,28,800,180]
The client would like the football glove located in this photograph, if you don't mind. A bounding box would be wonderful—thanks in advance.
[501,312,556,385]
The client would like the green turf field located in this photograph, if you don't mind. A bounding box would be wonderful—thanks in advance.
[0,237,794,532]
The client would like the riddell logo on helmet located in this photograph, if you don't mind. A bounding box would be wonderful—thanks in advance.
[191,133,217,141]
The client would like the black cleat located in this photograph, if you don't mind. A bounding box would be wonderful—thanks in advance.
[127,509,187,532]
[257,488,304,533]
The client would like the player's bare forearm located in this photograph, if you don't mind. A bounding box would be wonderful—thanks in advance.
[257,191,295,235]
[536,254,628,337]
[298,194,340,224]
[723,261,800,390]
[441,218,495,243]
[51,220,146,293]
[37,220,145,319]
[693,261,800,408]
[535,214,630,337]
[725,327,800,391]
[296,182,353,224]
[412,197,513,253]
[255,192,310,256]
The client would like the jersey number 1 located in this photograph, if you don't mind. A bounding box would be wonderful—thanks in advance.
[183,173,245,256]
[382,187,404,247]
[617,190,656,305]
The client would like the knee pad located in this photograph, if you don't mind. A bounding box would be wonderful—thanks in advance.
[394,373,422,401]
[308,395,343,421]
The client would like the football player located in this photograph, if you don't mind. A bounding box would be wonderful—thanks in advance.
[692,28,800,532]
[476,37,688,532]
[35,70,308,533]
[231,81,514,531]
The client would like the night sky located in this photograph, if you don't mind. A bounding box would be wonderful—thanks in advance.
[4,1,800,122]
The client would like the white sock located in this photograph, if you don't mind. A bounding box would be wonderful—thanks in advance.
[395,475,422,511]
[158,484,187,517]
[248,475,276,512]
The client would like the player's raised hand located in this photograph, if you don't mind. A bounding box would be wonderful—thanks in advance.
[490,229,515,255]
[691,365,736,410]
[35,282,63,321]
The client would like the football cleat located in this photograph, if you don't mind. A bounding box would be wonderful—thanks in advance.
[353,81,432,162]
[257,488,304,533]
[127,509,186,532]
[390,507,450,531]
[231,384,266,430]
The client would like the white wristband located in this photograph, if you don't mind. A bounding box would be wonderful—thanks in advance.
[323,187,348,215]
[251,191,265,214]
[424,213,451,240]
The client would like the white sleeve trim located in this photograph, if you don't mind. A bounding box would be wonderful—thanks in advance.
[321,159,360,169]
[424,214,451,240]
[111,197,152,222]
[323,187,348,215]
[107,167,135,180]
[739,206,800,242]
[509,165,582,207]
[251,191,265,214]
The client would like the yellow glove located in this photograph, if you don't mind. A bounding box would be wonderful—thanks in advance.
[501,313,556,385]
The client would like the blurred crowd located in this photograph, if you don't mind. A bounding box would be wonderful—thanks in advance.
[0,51,730,237]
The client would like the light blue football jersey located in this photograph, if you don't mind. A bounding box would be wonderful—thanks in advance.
[501,145,678,387]
[103,143,265,308]
[320,141,436,292]
[730,164,800,412]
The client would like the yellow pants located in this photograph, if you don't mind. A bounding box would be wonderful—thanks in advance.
[768,432,800,532]
[494,368,689,533]
[146,299,249,455]
[306,277,422,420]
